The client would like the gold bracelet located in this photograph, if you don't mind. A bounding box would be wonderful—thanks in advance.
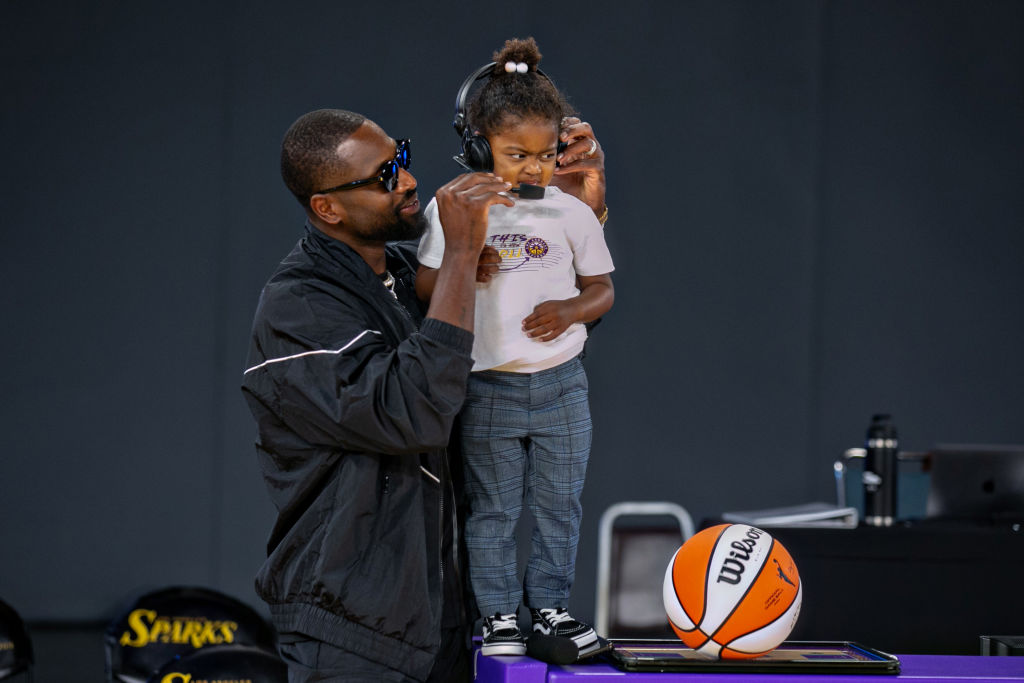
[598,205,609,226]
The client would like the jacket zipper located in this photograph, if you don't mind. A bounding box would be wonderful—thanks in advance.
[386,281,416,327]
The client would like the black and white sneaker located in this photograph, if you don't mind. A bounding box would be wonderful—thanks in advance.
[481,612,527,656]
[530,607,599,651]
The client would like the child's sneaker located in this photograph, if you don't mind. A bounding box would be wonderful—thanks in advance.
[481,612,527,656]
[530,607,599,651]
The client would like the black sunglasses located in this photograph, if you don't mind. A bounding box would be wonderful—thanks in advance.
[314,139,411,195]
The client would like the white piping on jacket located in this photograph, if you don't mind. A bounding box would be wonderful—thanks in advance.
[243,330,381,375]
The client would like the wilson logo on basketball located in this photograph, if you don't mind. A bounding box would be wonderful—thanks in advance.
[716,526,765,585]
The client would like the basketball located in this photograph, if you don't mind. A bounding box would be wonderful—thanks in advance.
[663,524,802,659]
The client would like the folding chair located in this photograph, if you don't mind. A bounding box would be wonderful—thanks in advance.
[594,501,694,639]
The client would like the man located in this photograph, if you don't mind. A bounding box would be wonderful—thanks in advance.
[242,109,605,681]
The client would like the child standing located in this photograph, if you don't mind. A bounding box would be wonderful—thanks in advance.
[415,38,614,657]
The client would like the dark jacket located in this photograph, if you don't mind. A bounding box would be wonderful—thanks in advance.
[241,224,474,680]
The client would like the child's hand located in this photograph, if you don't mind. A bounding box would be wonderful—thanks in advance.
[523,300,579,342]
[477,246,501,283]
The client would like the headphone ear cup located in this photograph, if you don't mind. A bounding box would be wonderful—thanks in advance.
[462,132,493,173]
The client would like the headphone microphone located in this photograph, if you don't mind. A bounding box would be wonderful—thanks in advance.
[511,183,545,199]
[451,61,567,174]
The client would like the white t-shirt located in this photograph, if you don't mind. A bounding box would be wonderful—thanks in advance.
[418,186,614,372]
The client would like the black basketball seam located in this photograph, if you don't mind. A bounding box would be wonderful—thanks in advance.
[665,613,711,649]
[684,526,728,630]
[720,580,802,655]
[708,534,775,642]
[668,530,720,638]
[666,549,700,634]
[720,642,773,658]
[689,630,712,652]
[666,613,702,635]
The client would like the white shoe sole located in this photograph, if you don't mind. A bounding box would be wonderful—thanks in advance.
[570,630,599,649]
[481,642,527,656]
[577,636,603,655]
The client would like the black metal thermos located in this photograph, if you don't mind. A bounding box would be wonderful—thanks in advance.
[863,414,899,526]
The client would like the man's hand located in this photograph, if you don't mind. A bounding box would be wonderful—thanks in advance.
[522,300,579,342]
[435,173,513,256]
[550,117,606,217]
[477,245,501,283]
[427,173,513,333]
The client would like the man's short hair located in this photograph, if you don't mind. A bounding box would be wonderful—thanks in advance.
[280,109,366,206]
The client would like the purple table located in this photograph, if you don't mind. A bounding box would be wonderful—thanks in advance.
[474,652,1024,682]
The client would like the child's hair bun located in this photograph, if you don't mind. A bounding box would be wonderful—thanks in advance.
[492,37,542,75]
[467,36,574,136]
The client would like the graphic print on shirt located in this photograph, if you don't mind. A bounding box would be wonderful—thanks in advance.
[487,233,567,273]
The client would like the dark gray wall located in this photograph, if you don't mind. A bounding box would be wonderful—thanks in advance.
[2,0,1022,629]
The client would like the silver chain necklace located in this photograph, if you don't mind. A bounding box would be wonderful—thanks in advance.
[381,271,398,300]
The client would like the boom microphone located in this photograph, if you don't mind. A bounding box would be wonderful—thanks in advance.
[510,184,545,199]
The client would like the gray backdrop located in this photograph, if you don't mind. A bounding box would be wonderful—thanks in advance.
[2,0,1022,631]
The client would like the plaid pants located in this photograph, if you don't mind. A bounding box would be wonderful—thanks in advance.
[460,356,592,615]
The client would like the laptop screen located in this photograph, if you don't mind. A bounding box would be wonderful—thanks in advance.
[925,445,1024,523]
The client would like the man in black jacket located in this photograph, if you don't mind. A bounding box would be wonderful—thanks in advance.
[242,109,606,681]
[243,109,516,681]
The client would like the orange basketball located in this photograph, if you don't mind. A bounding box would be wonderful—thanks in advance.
[662,524,802,659]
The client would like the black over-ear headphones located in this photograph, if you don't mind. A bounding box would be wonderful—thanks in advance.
[452,62,567,172]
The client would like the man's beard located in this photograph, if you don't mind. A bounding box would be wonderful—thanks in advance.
[378,210,427,242]
[367,190,427,242]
